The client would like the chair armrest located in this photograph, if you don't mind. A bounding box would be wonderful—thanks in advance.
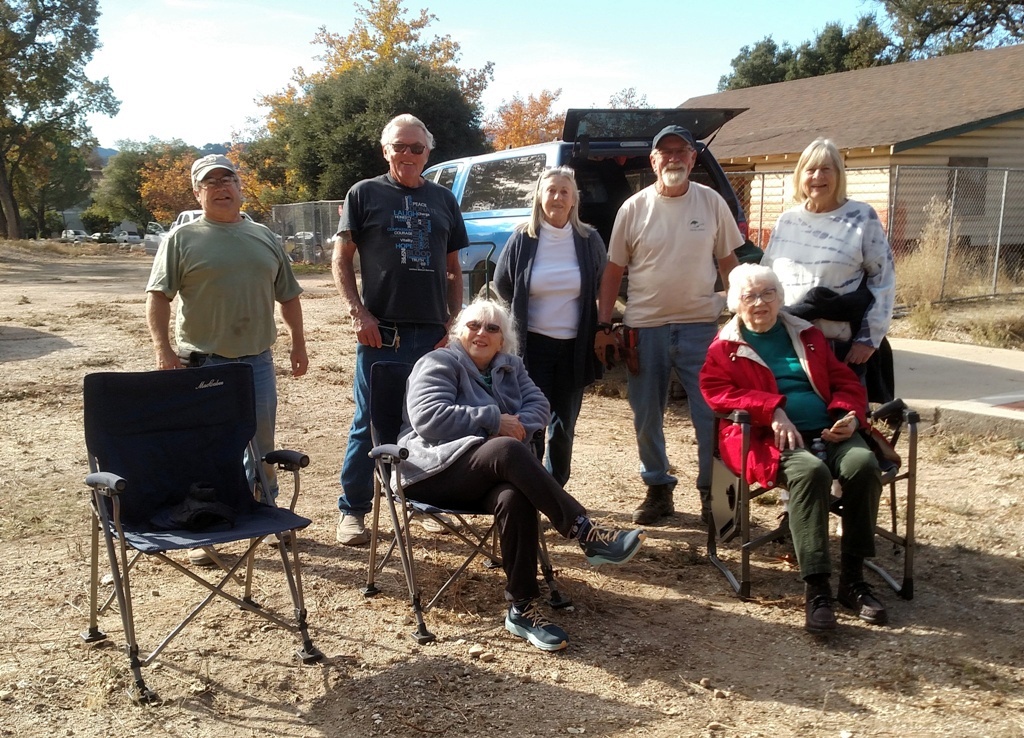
[714,409,750,424]
[85,471,126,495]
[870,398,907,425]
[264,449,309,472]
[369,444,409,461]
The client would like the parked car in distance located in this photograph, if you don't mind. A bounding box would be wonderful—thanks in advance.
[114,229,142,244]
[143,222,167,255]
[91,232,117,243]
[422,108,756,297]
[61,229,89,242]
[285,231,326,263]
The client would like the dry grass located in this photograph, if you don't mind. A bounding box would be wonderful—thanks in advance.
[896,196,974,305]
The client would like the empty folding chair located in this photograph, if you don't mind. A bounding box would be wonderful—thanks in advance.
[80,363,321,702]
[707,398,918,600]
[362,361,571,644]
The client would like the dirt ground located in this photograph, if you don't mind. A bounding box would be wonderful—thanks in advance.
[1,243,1022,738]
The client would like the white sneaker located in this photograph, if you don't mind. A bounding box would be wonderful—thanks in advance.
[187,547,216,567]
[419,513,457,534]
[336,513,368,546]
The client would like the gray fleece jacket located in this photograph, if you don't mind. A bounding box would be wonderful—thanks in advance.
[397,341,550,487]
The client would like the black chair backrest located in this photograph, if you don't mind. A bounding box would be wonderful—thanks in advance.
[83,364,258,527]
[369,362,413,447]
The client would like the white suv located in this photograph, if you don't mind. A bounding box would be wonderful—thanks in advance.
[61,229,89,242]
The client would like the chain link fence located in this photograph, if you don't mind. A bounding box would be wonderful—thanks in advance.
[727,166,1024,305]
[269,201,343,264]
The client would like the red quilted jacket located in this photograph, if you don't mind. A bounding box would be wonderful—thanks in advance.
[699,312,868,488]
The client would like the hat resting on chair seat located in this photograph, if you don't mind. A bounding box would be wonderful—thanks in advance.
[150,481,237,532]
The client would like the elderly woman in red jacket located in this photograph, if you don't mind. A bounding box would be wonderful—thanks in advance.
[699,263,885,634]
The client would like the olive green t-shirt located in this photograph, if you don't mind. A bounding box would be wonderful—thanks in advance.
[146,217,302,358]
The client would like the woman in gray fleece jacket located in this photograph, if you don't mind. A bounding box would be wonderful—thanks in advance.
[398,299,645,652]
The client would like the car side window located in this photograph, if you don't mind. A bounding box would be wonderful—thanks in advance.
[435,166,458,191]
[461,154,547,212]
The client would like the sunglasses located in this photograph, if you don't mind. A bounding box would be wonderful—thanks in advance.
[465,320,501,334]
[389,142,426,154]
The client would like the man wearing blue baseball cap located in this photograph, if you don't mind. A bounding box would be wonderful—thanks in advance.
[595,125,743,527]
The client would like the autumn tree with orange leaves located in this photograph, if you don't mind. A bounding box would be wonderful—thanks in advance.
[483,89,563,150]
[139,143,198,224]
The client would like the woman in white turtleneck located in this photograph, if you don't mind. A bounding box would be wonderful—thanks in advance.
[494,167,606,486]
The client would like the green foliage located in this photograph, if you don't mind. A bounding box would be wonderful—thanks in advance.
[718,37,796,90]
[0,0,119,238]
[719,15,896,90]
[92,142,153,224]
[17,207,62,239]
[882,0,1024,57]
[14,130,93,236]
[80,206,115,234]
[285,55,486,200]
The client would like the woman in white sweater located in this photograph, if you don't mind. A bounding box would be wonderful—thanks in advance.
[762,139,896,378]
[494,167,606,486]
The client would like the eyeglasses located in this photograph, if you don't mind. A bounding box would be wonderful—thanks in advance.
[653,145,693,159]
[199,175,238,189]
[465,320,501,334]
[388,142,426,154]
[739,288,778,305]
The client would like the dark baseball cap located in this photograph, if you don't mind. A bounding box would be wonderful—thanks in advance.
[652,125,697,150]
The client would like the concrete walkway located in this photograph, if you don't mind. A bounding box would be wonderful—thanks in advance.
[890,338,1024,438]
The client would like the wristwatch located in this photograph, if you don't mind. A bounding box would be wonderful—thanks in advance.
[597,322,614,334]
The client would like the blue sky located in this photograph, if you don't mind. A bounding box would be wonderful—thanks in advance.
[84,0,885,149]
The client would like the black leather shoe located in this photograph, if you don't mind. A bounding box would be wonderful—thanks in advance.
[837,580,888,625]
[805,594,837,633]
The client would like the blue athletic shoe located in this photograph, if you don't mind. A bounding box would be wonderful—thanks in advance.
[505,600,568,651]
[579,525,646,566]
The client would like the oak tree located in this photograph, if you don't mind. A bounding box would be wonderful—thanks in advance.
[881,0,1024,56]
[286,55,486,200]
[0,0,118,238]
[718,16,895,90]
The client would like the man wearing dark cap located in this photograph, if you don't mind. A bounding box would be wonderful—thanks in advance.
[146,154,307,564]
[595,125,742,526]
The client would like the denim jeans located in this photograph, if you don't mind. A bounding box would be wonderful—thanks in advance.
[626,322,717,498]
[204,350,278,502]
[338,323,447,516]
[524,332,585,487]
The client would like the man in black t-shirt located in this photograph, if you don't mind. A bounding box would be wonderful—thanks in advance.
[332,114,467,546]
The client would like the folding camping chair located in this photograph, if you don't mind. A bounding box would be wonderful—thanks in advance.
[707,398,918,601]
[81,363,322,703]
[362,361,571,644]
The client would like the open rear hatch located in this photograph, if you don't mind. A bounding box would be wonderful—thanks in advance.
[562,108,746,145]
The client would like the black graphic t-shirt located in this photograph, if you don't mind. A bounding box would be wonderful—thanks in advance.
[340,174,468,324]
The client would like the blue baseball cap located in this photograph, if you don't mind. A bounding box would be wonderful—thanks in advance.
[652,125,697,150]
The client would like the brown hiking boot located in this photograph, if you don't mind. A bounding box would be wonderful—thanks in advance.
[631,484,674,525]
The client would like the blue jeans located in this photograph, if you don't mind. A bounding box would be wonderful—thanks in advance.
[338,323,447,516]
[626,322,717,499]
[524,332,585,487]
[204,350,278,502]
